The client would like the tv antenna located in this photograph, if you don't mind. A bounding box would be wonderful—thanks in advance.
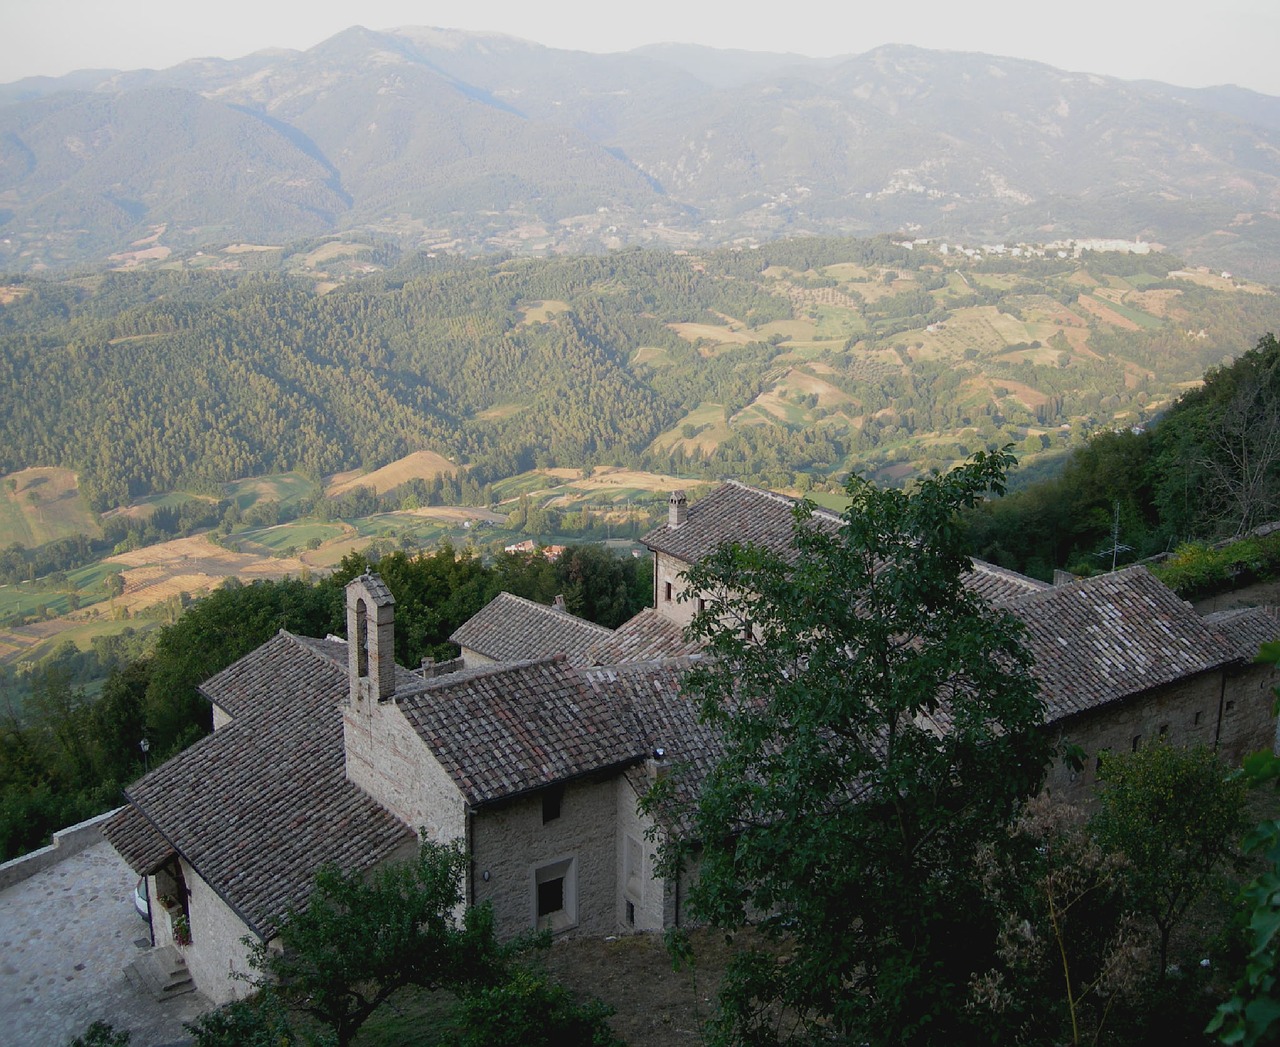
[1094,502,1131,572]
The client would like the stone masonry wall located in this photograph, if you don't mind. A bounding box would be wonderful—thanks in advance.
[1045,667,1276,805]
[179,859,260,1005]
[615,773,665,931]
[471,776,619,938]
[654,552,698,629]
[343,699,465,845]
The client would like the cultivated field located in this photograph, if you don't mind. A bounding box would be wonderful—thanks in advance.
[326,451,458,497]
[0,468,101,546]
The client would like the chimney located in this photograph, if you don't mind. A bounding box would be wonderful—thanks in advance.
[668,490,687,529]
[646,746,670,782]
[553,594,567,612]
[346,572,396,703]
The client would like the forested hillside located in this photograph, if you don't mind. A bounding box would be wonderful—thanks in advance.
[965,333,1280,580]
[2,237,1277,515]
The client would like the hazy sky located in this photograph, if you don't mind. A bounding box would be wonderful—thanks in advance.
[6,0,1280,96]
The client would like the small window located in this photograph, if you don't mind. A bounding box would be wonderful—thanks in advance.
[664,581,673,602]
[533,857,576,932]
[542,785,563,824]
[1159,723,1169,738]
[742,620,753,642]
[1194,710,1203,725]
[1131,735,1141,752]
[625,900,635,926]
[537,876,564,918]
[1226,701,1236,714]
[697,597,706,613]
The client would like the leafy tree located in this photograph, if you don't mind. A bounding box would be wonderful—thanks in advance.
[454,967,622,1047]
[143,577,343,754]
[65,1021,131,1047]
[659,450,1051,1045]
[1093,741,1247,977]
[1209,640,1280,1047]
[246,839,510,1047]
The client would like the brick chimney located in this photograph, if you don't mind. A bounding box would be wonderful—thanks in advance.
[346,573,396,703]
[668,490,687,529]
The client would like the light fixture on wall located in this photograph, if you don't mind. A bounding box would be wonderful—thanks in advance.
[482,870,490,882]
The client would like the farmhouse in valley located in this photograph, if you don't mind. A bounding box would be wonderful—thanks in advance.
[103,481,1279,1003]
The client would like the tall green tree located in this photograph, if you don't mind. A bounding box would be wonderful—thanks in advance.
[244,839,509,1047]
[1093,741,1247,977]
[660,450,1050,1045]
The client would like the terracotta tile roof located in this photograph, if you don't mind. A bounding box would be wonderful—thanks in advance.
[106,631,414,938]
[643,482,842,565]
[396,656,644,808]
[1203,606,1280,662]
[200,633,418,720]
[583,608,703,664]
[644,483,1048,606]
[1007,566,1235,722]
[449,592,613,666]
[583,659,720,835]
[101,804,175,875]
[964,559,1052,605]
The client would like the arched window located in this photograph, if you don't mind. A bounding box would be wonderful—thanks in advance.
[355,598,369,678]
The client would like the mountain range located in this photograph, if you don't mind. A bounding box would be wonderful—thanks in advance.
[3,28,1279,278]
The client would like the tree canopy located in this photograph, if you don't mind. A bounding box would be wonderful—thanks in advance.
[662,450,1051,1045]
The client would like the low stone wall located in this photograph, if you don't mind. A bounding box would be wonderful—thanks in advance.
[0,808,123,891]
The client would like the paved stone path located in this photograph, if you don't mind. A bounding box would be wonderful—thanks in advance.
[0,841,212,1046]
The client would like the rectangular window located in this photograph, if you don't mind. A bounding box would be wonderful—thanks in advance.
[533,857,577,932]
[1131,735,1141,752]
[1194,710,1203,725]
[697,597,706,613]
[626,900,635,926]
[1226,701,1236,714]
[664,581,673,602]
[542,785,564,824]
[537,877,564,918]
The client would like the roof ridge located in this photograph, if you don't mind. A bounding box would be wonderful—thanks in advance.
[282,629,349,670]
[491,590,613,631]
[723,479,843,523]
[403,653,568,698]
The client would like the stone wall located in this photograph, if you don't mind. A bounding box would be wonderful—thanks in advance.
[177,859,260,1005]
[471,776,620,938]
[0,808,121,890]
[654,552,698,629]
[343,699,465,845]
[615,773,665,931]
[1046,665,1277,804]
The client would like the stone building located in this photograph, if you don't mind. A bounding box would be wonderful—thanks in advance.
[103,574,711,1004]
[101,480,1279,1003]
[641,481,1280,803]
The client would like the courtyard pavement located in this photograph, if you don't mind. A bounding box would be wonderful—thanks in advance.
[0,841,213,1046]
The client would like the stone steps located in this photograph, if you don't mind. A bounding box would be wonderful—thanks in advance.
[124,945,195,1001]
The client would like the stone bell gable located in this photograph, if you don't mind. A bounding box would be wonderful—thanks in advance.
[346,572,397,703]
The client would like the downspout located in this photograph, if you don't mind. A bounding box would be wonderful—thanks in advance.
[1214,669,1228,752]
[145,876,156,947]
[466,807,475,907]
